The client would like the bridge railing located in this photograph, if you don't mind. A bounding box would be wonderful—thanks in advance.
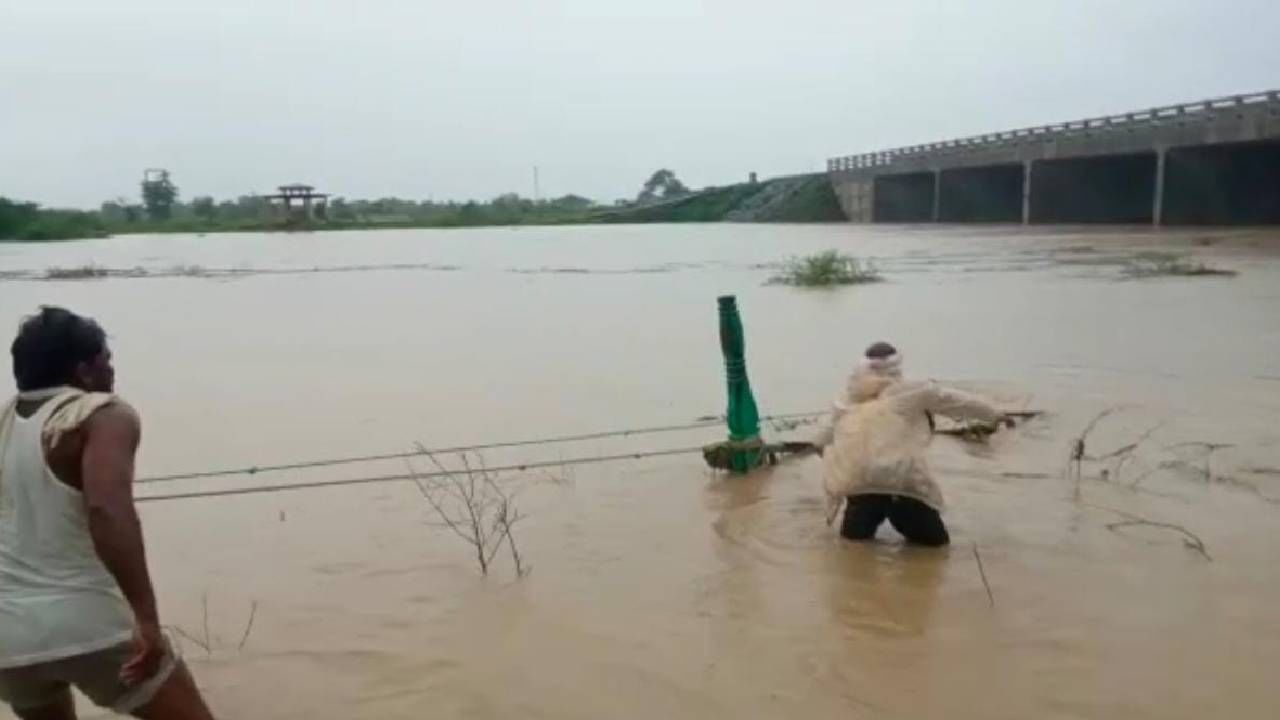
[827,90,1280,172]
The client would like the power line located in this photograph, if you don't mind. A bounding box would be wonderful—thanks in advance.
[136,411,827,485]
[136,445,708,503]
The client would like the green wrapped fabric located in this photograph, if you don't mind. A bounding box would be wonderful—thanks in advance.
[717,296,762,473]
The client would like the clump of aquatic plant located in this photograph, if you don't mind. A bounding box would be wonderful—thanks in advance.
[769,250,882,287]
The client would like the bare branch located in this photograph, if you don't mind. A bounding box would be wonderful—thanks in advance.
[972,542,995,607]
[1105,520,1212,562]
[1080,407,1122,440]
[1166,441,1235,452]
[407,463,482,548]
[237,600,258,651]
[1082,502,1212,561]
[407,449,535,579]
[169,625,212,655]
[1066,411,1173,498]
[201,593,212,656]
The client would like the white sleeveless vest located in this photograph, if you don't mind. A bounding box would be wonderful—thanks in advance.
[0,387,134,668]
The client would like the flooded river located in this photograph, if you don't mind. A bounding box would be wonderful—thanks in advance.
[2,223,1279,718]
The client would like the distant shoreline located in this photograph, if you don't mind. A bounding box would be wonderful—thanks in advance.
[1,174,844,243]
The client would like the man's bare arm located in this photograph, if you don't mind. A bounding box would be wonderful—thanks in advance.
[80,402,159,628]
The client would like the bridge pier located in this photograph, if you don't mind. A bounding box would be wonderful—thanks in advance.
[1022,161,1033,225]
[931,170,941,222]
[1153,148,1167,226]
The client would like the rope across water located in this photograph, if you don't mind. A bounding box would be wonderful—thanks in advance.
[134,410,829,503]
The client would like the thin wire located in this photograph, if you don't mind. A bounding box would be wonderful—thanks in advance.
[136,445,708,503]
[136,410,827,485]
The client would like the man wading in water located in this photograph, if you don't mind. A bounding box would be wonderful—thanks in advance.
[0,307,215,719]
[816,342,1007,546]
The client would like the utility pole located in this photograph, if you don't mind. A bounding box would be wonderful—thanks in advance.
[533,166,541,203]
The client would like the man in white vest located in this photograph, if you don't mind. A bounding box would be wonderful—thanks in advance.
[0,307,215,719]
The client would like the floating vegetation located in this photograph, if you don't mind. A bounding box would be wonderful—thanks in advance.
[6,262,464,282]
[1121,252,1237,279]
[768,250,882,287]
[168,264,209,277]
[43,264,210,280]
[44,265,110,280]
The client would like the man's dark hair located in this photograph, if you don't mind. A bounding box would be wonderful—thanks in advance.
[865,341,897,359]
[11,306,107,391]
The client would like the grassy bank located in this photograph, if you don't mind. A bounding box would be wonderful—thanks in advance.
[595,184,763,223]
[596,174,846,224]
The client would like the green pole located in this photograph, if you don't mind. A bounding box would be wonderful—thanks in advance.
[717,295,762,473]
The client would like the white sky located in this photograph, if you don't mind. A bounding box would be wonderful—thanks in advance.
[3,0,1278,208]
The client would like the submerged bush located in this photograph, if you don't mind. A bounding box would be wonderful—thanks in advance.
[769,250,882,287]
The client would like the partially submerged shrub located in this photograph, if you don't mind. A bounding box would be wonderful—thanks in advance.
[769,250,882,287]
[1121,252,1237,279]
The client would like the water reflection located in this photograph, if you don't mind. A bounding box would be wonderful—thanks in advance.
[821,540,946,638]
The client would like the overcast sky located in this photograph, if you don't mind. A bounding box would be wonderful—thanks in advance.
[3,0,1278,208]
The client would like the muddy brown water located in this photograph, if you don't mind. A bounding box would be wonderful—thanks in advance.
[2,224,1279,718]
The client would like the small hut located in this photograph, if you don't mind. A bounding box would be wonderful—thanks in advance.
[265,184,329,222]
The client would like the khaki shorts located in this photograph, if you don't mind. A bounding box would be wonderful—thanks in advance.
[0,640,179,715]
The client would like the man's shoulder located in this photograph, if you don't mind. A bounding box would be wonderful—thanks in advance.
[46,394,137,444]
[87,397,138,422]
[82,396,138,428]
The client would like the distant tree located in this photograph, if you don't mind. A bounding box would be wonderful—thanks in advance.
[0,198,40,239]
[191,196,216,221]
[637,169,690,205]
[1,197,104,241]
[329,197,356,221]
[458,201,485,223]
[141,170,179,221]
[235,194,267,218]
[99,200,126,223]
[550,194,594,210]
[491,193,534,212]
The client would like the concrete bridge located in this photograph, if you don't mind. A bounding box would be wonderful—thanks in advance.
[827,90,1280,225]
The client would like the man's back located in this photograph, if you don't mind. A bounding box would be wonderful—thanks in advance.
[0,388,134,671]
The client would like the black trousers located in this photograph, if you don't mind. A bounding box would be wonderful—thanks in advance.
[840,494,950,546]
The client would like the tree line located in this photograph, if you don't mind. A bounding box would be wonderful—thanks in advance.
[1,169,695,242]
